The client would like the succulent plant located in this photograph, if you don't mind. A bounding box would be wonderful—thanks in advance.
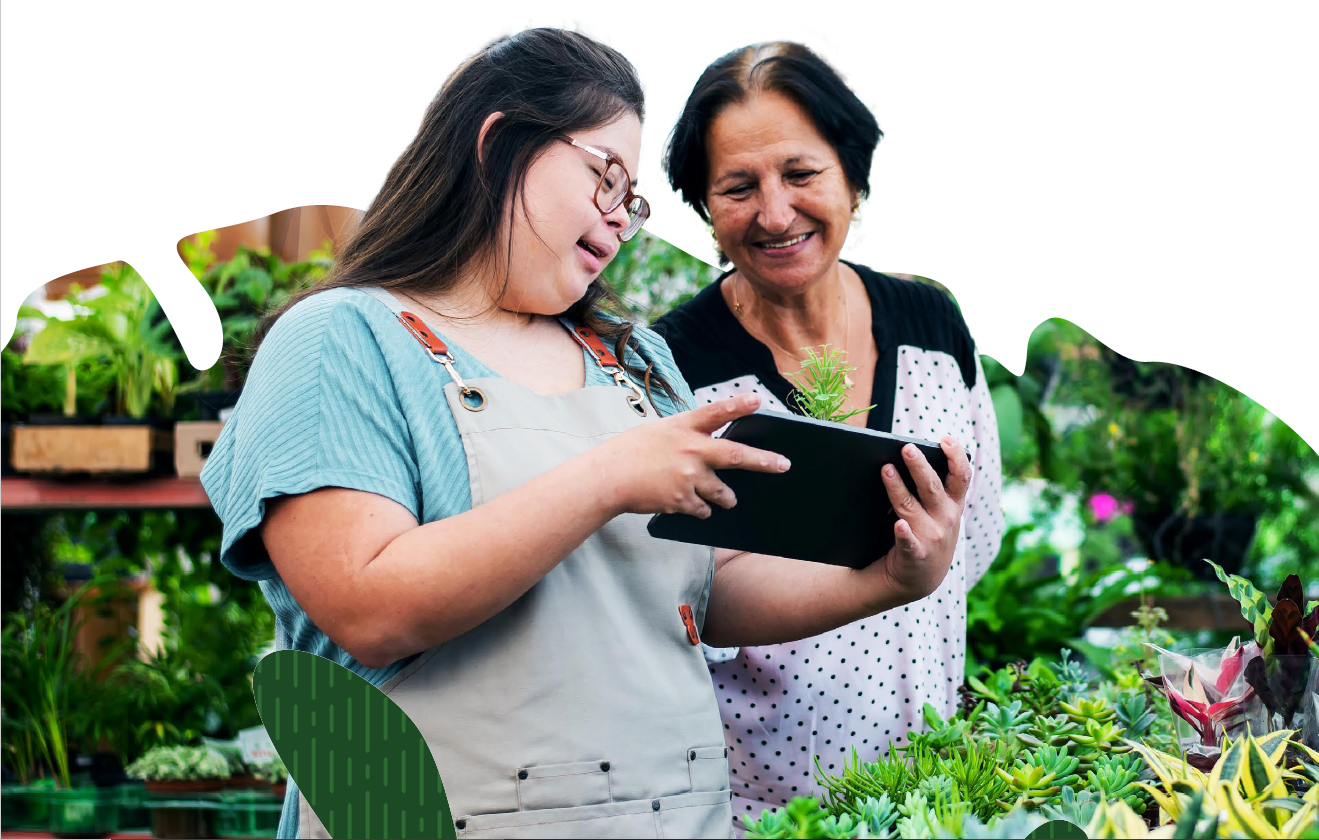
[1060,697,1117,728]
[1084,753,1146,812]
[1019,714,1079,749]
[1111,692,1158,741]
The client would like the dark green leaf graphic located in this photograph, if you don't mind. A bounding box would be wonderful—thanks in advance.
[253,651,455,839]
[1026,819,1089,839]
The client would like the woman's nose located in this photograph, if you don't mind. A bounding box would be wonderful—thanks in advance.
[602,200,631,232]
[756,182,795,234]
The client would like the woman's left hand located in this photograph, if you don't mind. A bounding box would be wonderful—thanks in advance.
[860,436,973,606]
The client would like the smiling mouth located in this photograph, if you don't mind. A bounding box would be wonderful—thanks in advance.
[756,232,813,250]
[577,239,606,258]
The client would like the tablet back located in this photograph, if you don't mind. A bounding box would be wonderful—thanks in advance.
[646,410,954,568]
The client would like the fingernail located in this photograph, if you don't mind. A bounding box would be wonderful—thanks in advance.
[778,457,791,471]
[884,464,897,478]
[897,520,908,535]
[904,445,918,459]
[743,394,758,406]
[943,434,956,446]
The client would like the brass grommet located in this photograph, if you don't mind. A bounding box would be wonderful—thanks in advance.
[460,387,487,412]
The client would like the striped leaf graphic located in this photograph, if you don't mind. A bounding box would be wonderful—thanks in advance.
[253,651,455,839]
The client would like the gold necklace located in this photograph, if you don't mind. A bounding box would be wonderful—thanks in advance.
[731,274,855,388]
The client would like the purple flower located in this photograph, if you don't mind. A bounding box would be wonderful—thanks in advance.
[1089,493,1120,523]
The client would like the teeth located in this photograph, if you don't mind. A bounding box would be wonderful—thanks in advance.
[761,233,809,249]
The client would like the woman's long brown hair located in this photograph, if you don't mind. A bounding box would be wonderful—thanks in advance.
[254,28,682,409]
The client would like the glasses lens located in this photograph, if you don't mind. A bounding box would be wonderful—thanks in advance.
[598,162,628,213]
[620,196,648,241]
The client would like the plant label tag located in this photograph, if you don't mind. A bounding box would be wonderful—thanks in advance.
[238,725,278,763]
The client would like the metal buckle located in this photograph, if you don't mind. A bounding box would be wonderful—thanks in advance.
[613,370,648,416]
[428,351,487,412]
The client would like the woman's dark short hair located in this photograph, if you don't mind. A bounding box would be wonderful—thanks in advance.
[664,42,882,222]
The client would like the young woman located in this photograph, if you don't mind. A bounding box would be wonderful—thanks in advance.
[201,29,972,839]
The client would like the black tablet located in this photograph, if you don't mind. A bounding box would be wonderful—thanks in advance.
[646,410,963,568]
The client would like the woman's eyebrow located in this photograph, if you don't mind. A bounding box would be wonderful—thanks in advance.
[714,169,755,186]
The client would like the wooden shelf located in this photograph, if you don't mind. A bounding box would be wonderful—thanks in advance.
[1090,593,1252,631]
[0,477,212,512]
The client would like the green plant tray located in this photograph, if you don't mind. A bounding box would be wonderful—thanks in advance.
[1,784,51,830]
[217,789,282,837]
[114,782,151,830]
[41,787,120,838]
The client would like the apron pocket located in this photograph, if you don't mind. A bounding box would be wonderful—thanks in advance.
[686,745,731,793]
[516,758,612,811]
[455,790,732,840]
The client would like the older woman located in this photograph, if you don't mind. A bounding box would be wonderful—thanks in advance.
[653,42,1006,822]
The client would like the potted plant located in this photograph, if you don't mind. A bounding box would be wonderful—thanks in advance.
[0,577,123,836]
[255,753,287,799]
[126,744,231,795]
[13,263,184,474]
[127,744,231,840]
[174,231,331,419]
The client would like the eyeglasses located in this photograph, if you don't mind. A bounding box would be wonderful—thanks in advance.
[560,137,650,242]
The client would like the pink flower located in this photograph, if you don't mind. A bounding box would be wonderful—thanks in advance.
[1089,493,1120,523]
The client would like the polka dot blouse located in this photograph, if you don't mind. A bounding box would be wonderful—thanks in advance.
[652,263,1006,823]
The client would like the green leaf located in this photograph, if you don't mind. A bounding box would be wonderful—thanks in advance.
[22,320,115,365]
[1204,559,1272,647]
[990,383,1025,458]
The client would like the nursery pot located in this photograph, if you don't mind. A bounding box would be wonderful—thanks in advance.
[224,773,269,790]
[146,779,228,795]
[43,786,120,838]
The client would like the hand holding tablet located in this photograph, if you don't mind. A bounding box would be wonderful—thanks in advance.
[647,408,973,575]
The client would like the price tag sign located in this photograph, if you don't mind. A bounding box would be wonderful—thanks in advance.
[238,725,278,763]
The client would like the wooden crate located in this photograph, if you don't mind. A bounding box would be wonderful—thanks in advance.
[174,421,223,478]
[10,424,170,474]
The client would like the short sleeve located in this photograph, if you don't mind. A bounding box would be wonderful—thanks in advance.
[201,292,421,581]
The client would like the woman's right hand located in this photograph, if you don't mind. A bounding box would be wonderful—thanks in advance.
[600,393,791,519]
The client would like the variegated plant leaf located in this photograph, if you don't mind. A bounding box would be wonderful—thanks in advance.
[1205,559,1273,649]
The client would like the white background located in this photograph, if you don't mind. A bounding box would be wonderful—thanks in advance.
[2,1,1316,444]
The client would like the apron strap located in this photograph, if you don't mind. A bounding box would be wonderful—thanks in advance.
[360,287,488,411]
[559,319,650,415]
[361,288,648,416]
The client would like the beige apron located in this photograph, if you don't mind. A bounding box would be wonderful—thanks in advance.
[297,288,734,838]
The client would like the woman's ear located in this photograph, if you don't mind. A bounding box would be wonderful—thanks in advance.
[476,111,505,164]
